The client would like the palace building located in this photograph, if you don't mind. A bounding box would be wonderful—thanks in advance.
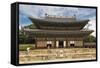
[24,14,93,48]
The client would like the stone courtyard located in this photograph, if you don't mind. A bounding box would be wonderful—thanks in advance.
[19,48,96,64]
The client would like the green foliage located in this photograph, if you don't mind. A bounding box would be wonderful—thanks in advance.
[19,44,34,51]
[19,24,36,44]
[84,35,96,42]
[19,30,35,44]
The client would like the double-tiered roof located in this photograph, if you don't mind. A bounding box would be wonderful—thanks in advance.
[24,15,93,38]
[28,15,89,30]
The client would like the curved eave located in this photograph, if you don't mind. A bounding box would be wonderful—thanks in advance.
[28,17,89,30]
[24,29,93,37]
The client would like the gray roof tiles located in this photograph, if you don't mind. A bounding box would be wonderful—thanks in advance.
[28,16,89,30]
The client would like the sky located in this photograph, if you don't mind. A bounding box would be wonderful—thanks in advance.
[19,4,96,36]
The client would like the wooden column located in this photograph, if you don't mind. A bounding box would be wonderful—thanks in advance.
[66,40,68,48]
[54,38,56,48]
[35,38,37,48]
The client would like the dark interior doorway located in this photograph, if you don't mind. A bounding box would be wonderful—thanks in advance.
[59,41,64,48]
[47,44,52,48]
[70,44,75,47]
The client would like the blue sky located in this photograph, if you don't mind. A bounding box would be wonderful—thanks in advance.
[19,4,96,36]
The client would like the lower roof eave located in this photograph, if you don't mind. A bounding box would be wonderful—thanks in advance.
[23,29,93,38]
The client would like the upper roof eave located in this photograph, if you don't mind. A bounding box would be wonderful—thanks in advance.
[28,16,89,29]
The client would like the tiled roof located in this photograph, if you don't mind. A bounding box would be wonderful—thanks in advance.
[24,29,93,37]
[28,17,89,30]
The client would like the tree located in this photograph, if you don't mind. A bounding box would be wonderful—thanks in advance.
[19,30,35,44]
[84,35,96,42]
